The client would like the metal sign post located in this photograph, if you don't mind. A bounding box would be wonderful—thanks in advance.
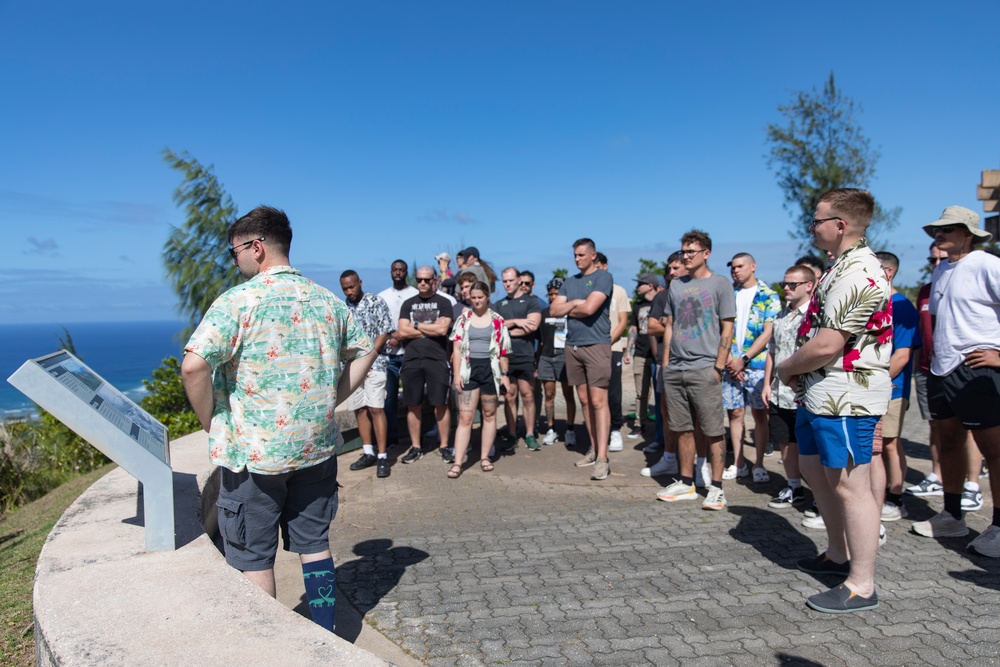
[7,350,174,552]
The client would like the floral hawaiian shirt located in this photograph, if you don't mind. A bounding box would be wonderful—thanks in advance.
[795,239,892,417]
[731,279,780,370]
[345,292,393,373]
[185,266,372,474]
[768,302,807,409]
[450,309,511,396]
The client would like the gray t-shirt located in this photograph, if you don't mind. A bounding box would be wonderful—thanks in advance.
[558,269,613,346]
[666,274,737,370]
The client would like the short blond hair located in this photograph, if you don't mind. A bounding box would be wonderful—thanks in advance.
[817,188,875,229]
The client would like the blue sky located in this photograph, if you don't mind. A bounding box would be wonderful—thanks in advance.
[2,1,998,324]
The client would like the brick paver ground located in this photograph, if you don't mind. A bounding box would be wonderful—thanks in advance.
[324,376,999,666]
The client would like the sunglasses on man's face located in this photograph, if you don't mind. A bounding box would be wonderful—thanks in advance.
[415,277,434,283]
[228,237,265,259]
[934,224,962,234]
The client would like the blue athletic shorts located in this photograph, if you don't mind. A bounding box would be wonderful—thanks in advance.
[794,407,877,469]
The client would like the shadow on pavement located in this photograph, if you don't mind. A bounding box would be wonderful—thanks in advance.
[727,505,820,570]
[320,538,430,641]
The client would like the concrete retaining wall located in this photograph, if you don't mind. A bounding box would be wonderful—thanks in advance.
[33,424,393,667]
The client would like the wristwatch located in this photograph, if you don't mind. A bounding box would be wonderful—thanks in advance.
[715,366,725,376]
[741,354,750,367]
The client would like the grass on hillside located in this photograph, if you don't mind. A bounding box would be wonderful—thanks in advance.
[0,464,115,667]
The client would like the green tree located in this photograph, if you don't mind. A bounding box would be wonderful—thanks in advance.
[162,148,240,340]
[140,357,201,437]
[765,73,900,252]
[552,268,569,279]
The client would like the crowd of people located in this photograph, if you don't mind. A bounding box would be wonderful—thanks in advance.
[181,190,1000,626]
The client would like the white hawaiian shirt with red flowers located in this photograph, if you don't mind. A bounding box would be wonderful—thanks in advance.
[185,266,372,474]
[795,239,892,417]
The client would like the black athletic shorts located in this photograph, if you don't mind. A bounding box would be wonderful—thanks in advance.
[928,365,1000,430]
[464,357,497,395]
[507,366,535,383]
[769,404,798,445]
[400,358,450,407]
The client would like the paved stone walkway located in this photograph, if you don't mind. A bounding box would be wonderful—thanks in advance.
[326,379,999,666]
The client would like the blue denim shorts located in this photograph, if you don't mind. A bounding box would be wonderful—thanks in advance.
[795,407,877,469]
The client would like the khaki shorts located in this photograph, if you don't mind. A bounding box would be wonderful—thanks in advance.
[880,397,908,439]
[565,344,612,388]
[663,365,726,437]
[345,369,387,410]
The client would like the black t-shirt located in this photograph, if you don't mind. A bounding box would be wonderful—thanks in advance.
[400,293,453,361]
[493,293,541,365]
[631,299,654,359]
[539,306,568,358]
[648,290,670,364]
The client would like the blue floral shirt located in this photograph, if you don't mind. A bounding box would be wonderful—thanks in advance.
[731,279,781,370]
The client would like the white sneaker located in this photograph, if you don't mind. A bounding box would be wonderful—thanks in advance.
[541,429,558,445]
[695,459,711,488]
[881,501,908,522]
[912,511,969,538]
[656,480,697,502]
[961,487,984,511]
[641,455,678,477]
[802,515,826,530]
[752,467,770,483]
[879,524,887,547]
[565,430,577,447]
[609,431,624,452]
[968,524,1000,558]
[702,486,727,511]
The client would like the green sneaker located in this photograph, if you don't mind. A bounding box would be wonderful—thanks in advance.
[525,435,540,451]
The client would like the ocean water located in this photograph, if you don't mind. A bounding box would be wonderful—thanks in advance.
[0,321,187,419]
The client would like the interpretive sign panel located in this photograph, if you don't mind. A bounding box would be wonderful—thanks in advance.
[7,350,175,551]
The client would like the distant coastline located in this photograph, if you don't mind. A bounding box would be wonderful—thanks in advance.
[1,320,187,420]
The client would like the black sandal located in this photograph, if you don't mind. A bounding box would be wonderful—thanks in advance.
[480,458,494,472]
[447,464,463,479]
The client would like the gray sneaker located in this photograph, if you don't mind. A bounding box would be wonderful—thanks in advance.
[641,455,678,477]
[575,448,597,467]
[968,525,1000,558]
[591,458,610,480]
[912,511,969,538]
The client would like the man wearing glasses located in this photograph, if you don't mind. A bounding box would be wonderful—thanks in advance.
[777,189,891,613]
[912,206,1000,558]
[182,206,375,631]
[657,230,736,511]
[397,266,455,464]
[762,265,816,511]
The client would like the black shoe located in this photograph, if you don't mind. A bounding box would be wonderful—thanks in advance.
[806,584,878,613]
[440,447,455,463]
[376,458,390,478]
[796,552,850,576]
[764,441,775,457]
[350,453,377,471]
[401,447,424,464]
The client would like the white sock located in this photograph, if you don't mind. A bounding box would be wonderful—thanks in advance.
[965,481,980,492]
[377,452,387,459]
[362,444,375,456]
[925,473,939,483]
[788,478,801,489]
